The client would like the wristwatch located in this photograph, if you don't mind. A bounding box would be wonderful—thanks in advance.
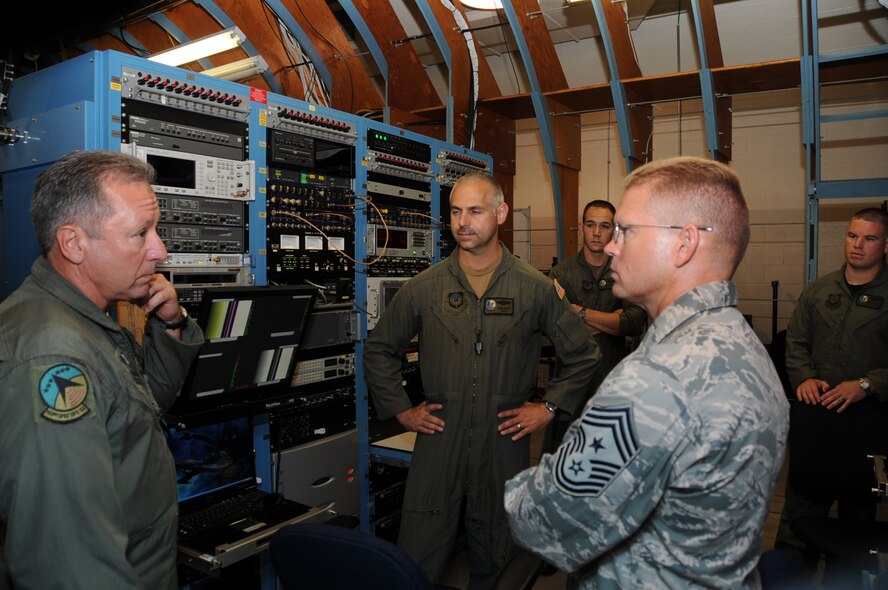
[544,400,560,415]
[577,307,587,319]
[859,377,872,396]
[160,306,189,330]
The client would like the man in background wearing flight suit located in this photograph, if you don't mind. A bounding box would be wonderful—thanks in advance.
[0,151,204,589]
[363,172,598,589]
[505,156,790,588]
[775,207,888,586]
[547,199,647,447]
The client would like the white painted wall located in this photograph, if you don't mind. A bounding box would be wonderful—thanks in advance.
[512,84,888,346]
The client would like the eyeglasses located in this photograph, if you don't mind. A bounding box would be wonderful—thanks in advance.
[612,223,713,243]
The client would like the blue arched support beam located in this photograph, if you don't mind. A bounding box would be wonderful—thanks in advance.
[590,0,651,173]
[689,0,732,164]
[111,28,150,59]
[261,0,333,98]
[801,0,819,283]
[416,0,454,144]
[195,0,284,95]
[500,1,566,262]
[338,0,390,124]
[800,0,888,282]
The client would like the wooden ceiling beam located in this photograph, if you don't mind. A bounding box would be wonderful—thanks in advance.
[275,0,384,113]
[341,0,442,128]
[209,1,305,92]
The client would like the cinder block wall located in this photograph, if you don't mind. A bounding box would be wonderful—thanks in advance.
[512,87,887,346]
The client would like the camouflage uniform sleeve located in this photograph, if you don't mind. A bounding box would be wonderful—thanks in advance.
[504,361,685,573]
[784,288,818,392]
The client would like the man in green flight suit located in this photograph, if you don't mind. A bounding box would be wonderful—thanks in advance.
[776,207,888,585]
[547,199,647,448]
[0,151,205,589]
[363,172,599,589]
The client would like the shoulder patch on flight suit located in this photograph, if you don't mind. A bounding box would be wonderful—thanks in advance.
[553,404,639,497]
[553,278,566,300]
[33,363,92,423]
[483,298,514,315]
[857,294,883,309]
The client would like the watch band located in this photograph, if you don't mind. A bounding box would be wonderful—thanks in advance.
[160,306,189,330]
[544,401,560,415]
[859,377,872,396]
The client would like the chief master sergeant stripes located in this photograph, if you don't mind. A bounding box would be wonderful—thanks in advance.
[505,156,790,589]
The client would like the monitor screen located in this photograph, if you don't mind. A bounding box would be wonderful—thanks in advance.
[147,153,196,189]
[169,285,318,416]
[165,415,254,504]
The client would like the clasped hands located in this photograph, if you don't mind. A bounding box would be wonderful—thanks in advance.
[796,378,866,413]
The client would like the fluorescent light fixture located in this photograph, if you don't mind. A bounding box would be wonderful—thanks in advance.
[460,0,503,9]
[148,27,245,66]
[202,55,269,82]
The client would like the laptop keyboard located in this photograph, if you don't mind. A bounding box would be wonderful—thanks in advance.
[179,491,266,536]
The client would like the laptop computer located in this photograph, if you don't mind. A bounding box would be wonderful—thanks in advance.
[168,411,329,572]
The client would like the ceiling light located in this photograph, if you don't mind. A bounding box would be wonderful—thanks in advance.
[201,56,269,82]
[148,27,246,67]
[460,0,503,10]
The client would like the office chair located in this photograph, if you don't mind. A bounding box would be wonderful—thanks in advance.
[757,549,814,590]
[269,522,460,590]
[785,402,888,588]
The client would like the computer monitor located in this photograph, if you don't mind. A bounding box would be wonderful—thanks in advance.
[166,415,254,504]
[168,285,318,417]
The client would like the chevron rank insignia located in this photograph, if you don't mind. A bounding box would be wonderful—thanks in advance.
[554,404,640,497]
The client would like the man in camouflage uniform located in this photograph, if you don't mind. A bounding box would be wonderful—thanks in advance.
[505,157,790,588]
[364,172,599,589]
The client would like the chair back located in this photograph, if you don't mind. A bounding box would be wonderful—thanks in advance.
[269,522,433,590]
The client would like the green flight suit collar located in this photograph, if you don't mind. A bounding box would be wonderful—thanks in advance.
[29,256,124,333]
[445,241,514,298]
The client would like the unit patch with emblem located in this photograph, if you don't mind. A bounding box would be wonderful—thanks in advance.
[35,364,91,423]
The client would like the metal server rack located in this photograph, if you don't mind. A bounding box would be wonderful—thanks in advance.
[0,48,277,587]
[0,50,259,298]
